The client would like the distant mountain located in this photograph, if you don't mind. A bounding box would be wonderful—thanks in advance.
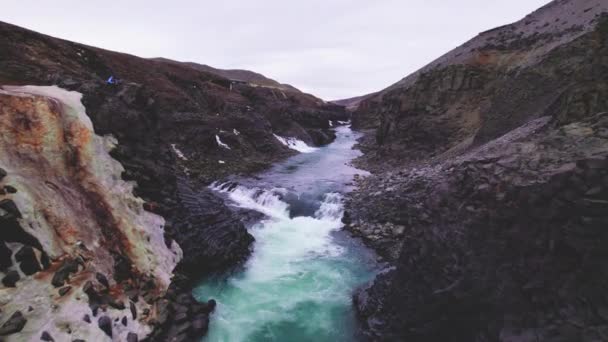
[330,93,376,111]
[151,57,301,93]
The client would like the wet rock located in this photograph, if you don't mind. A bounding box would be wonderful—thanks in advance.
[2,270,20,287]
[96,272,110,288]
[3,185,17,194]
[83,314,91,323]
[97,316,112,338]
[106,296,125,310]
[15,246,41,275]
[127,332,139,342]
[121,316,128,326]
[0,311,27,336]
[0,242,12,271]
[40,331,54,341]
[155,299,171,326]
[0,167,6,180]
[207,299,217,312]
[130,301,137,319]
[0,199,21,218]
[58,286,72,296]
[174,312,189,323]
[51,259,79,287]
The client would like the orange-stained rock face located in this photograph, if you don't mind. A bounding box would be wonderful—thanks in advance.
[0,85,182,341]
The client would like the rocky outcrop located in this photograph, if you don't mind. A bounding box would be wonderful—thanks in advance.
[0,86,180,341]
[352,0,608,173]
[345,1,608,340]
[348,112,608,340]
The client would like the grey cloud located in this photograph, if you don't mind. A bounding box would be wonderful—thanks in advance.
[3,0,549,100]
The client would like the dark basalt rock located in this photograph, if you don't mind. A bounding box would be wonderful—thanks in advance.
[0,19,345,342]
[130,301,137,320]
[0,167,6,180]
[40,331,54,341]
[172,176,254,276]
[0,242,11,271]
[98,316,112,338]
[0,199,20,219]
[95,272,110,288]
[83,314,91,323]
[3,185,17,194]
[348,112,608,340]
[2,270,19,287]
[127,332,139,342]
[0,311,27,336]
[58,286,72,296]
[121,316,128,326]
[15,246,41,275]
[51,258,80,287]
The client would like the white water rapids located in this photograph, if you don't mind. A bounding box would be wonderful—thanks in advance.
[194,125,377,341]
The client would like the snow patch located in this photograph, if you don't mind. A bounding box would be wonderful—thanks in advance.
[233,129,240,136]
[216,135,231,149]
[273,134,318,153]
[171,143,188,160]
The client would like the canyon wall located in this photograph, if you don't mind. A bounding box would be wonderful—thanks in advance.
[346,0,608,340]
[0,86,182,341]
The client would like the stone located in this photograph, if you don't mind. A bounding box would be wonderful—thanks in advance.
[0,311,27,336]
[207,299,217,311]
[58,286,72,296]
[106,297,125,310]
[0,199,21,218]
[130,301,137,319]
[585,186,602,196]
[127,332,139,342]
[96,272,110,288]
[15,246,41,275]
[83,314,91,323]
[121,316,128,326]
[51,259,79,287]
[176,293,193,305]
[174,312,189,323]
[2,270,20,287]
[97,316,112,338]
[191,314,209,333]
[4,185,17,194]
[156,299,171,326]
[0,167,6,180]
[41,331,54,341]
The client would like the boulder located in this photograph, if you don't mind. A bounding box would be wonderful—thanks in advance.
[97,316,112,338]
[0,311,27,336]
[2,270,20,287]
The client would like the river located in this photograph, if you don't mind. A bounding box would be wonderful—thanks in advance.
[193,124,378,341]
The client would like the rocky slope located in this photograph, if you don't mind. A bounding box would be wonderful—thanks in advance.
[352,0,608,172]
[152,57,301,93]
[0,21,346,341]
[345,0,608,340]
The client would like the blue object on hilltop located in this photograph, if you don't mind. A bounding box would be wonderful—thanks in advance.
[106,76,115,84]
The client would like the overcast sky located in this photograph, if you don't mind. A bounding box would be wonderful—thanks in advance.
[4,0,549,100]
